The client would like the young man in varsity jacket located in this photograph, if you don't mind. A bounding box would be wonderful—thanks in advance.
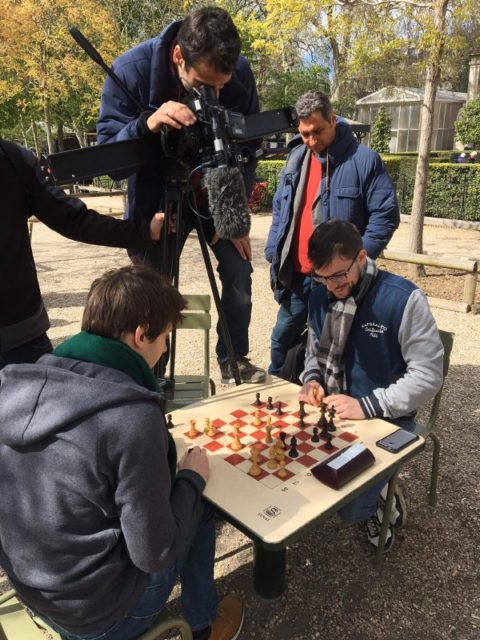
[299,220,443,550]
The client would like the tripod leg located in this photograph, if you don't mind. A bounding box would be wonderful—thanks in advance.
[194,218,241,386]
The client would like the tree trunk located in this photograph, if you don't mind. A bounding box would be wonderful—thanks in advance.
[31,120,41,158]
[57,121,65,151]
[408,0,449,278]
[71,120,87,148]
[43,97,55,154]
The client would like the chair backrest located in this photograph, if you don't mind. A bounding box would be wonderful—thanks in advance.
[178,294,211,380]
[425,329,454,434]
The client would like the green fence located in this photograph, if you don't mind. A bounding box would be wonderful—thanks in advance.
[253,158,480,222]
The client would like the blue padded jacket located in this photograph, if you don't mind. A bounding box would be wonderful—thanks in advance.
[264,120,399,301]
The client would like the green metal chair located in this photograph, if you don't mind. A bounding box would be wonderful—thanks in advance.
[0,588,193,640]
[376,329,454,565]
[165,294,216,412]
[421,329,454,507]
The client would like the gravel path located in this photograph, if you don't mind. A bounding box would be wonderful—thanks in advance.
[2,204,479,640]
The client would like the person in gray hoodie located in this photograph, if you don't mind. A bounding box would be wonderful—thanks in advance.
[0,265,244,640]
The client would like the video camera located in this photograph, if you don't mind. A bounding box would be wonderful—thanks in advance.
[160,85,248,170]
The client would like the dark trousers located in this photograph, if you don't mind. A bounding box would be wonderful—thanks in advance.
[0,333,52,369]
[130,209,253,362]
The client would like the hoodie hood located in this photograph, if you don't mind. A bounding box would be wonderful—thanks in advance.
[0,354,160,447]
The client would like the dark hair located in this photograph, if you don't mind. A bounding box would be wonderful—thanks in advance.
[82,265,186,341]
[308,221,363,270]
[177,6,241,74]
[295,90,333,121]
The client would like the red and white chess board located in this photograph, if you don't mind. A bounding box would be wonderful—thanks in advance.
[182,398,359,489]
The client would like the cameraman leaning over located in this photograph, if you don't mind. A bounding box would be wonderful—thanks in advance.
[97,6,266,385]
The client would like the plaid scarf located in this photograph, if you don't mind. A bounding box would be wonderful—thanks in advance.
[317,257,378,394]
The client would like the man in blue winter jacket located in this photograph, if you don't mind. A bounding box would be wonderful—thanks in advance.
[97,6,265,384]
[265,90,400,377]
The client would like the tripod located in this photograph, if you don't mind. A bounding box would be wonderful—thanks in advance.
[152,165,242,396]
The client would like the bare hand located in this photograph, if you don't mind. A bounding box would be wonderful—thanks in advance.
[146,101,196,132]
[324,394,366,420]
[149,212,164,241]
[231,235,252,260]
[298,381,324,407]
[178,446,209,483]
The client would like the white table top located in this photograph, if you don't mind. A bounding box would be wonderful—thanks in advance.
[170,377,424,546]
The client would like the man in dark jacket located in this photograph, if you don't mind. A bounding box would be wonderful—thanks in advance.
[0,265,244,640]
[265,90,399,377]
[97,6,265,384]
[0,139,164,368]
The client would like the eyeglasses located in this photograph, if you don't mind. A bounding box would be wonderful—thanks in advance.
[313,251,360,285]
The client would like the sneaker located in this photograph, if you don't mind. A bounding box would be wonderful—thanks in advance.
[365,510,395,552]
[378,481,407,528]
[209,594,244,640]
[219,357,266,384]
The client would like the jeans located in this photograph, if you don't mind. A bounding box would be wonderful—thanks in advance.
[0,332,52,369]
[39,501,217,640]
[339,418,416,522]
[269,273,312,376]
[129,210,253,363]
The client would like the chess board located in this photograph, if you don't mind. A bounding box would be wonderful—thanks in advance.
[181,398,359,489]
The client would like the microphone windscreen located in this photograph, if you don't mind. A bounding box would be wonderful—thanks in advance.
[203,166,251,239]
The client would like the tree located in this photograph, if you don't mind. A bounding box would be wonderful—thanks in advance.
[455,98,480,148]
[369,107,392,153]
[0,0,121,152]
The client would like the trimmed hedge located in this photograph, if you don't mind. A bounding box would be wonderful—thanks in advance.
[255,157,480,222]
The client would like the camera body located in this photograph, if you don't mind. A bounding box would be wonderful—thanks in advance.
[159,85,248,170]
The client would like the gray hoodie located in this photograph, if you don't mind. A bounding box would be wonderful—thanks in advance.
[0,354,204,634]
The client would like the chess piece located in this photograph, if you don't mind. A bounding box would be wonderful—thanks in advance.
[288,435,299,458]
[254,392,262,407]
[267,445,278,469]
[187,419,199,438]
[265,418,273,444]
[324,432,334,450]
[248,459,262,477]
[277,457,288,478]
[327,406,337,432]
[299,400,306,418]
[318,403,328,437]
[279,431,287,450]
[206,418,216,438]
[166,414,174,429]
[311,426,320,443]
[204,417,210,434]
[275,401,284,416]
[230,424,243,451]
[299,414,306,429]
[250,443,262,462]
[266,396,274,410]
[253,409,262,427]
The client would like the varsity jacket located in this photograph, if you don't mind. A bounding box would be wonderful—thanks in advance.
[264,120,399,301]
[0,140,155,353]
[0,355,205,634]
[301,270,444,426]
[96,20,260,228]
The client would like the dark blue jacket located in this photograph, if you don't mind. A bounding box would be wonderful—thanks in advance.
[264,120,399,300]
[97,20,260,230]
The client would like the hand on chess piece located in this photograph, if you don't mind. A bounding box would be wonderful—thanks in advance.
[324,394,366,420]
[298,381,324,407]
[178,446,209,483]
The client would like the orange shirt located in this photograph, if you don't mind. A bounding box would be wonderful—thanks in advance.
[291,153,322,274]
